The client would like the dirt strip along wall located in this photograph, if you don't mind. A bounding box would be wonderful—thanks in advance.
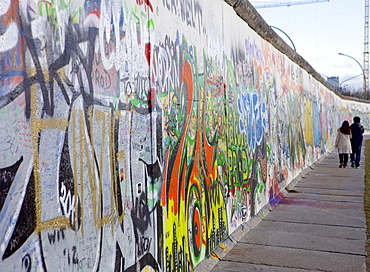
[0,0,369,271]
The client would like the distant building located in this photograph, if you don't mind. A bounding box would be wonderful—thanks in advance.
[327,76,340,90]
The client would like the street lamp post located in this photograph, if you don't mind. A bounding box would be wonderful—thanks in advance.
[270,26,296,51]
[338,53,367,100]
[340,74,363,88]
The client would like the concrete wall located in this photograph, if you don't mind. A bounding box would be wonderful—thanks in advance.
[0,0,369,271]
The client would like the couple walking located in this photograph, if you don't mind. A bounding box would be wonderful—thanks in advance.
[335,116,365,168]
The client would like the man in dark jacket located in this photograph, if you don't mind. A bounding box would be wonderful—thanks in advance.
[350,116,365,168]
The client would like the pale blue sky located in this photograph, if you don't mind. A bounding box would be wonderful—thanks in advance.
[250,0,364,89]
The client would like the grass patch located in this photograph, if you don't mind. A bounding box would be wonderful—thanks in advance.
[364,139,370,269]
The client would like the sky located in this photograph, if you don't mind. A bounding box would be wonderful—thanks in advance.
[249,0,365,90]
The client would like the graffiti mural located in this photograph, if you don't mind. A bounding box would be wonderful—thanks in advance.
[0,0,369,271]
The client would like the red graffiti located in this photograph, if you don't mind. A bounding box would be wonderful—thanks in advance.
[162,61,194,215]
[145,43,151,64]
[136,0,154,12]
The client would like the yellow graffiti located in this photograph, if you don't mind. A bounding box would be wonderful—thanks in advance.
[304,97,314,146]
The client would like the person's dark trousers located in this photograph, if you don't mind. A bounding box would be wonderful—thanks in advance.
[339,153,349,167]
[351,145,362,167]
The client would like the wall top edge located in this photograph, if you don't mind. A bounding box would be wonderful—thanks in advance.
[224,0,351,101]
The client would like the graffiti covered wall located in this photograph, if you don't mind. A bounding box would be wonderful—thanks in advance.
[0,0,369,271]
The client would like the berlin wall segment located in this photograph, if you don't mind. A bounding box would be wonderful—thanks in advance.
[0,0,369,271]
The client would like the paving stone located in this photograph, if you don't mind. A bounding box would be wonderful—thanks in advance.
[201,150,367,272]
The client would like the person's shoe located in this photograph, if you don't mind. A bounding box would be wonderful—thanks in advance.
[339,163,343,168]
[343,165,347,168]
[351,162,355,168]
[356,166,359,169]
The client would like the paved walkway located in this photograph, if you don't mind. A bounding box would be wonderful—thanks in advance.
[197,150,367,272]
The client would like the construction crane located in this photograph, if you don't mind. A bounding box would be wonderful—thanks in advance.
[252,0,329,9]
[364,0,369,100]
